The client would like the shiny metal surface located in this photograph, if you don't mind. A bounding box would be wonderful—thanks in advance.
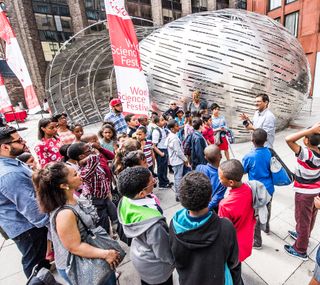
[140,9,311,142]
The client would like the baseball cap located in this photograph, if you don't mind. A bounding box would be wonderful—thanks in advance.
[110,98,122,107]
[0,126,17,140]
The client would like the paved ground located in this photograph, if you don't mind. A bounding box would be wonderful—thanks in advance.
[0,97,319,285]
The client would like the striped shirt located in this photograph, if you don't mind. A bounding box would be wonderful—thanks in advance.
[293,146,320,194]
[143,140,154,167]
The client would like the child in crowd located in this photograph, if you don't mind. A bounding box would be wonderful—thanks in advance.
[114,138,141,175]
[117,167,175,285]
[218,159,256,262]
[67,141,117,235]
[99,123,117,153]
[122,150,148,169]
[17,152,38,171]
[70,123,84,143]
[170,171,242,285]
[196,144,227,213]
[284,122,320,260]
[151,115,171,188]
[138,116,149,129]
[184,111,193,137]
[166,120,189,202]
[190,118,207,169]
[242,128,274,249]
[117,133,128,149]
[125,114,139,137]
[175,109,185,141]
[52,113,75,145]
[135,126,156,175]
[201,114,215,145]
[211,103,230,160]
[59,144,79,172]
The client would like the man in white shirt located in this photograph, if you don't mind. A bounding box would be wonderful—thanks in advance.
[240,94,276,148]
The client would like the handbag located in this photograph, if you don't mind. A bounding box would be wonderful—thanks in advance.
[269,148,294,186]
[214,131,222,146]
[57,205,126,285]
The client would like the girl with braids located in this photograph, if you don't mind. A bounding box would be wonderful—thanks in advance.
[34,118,63,168]
[33,162,121,285]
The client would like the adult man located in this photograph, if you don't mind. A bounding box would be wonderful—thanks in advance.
[163,100,180,120]
[240,94,276,148]
[0,127,48,277]
[104,98,127,134]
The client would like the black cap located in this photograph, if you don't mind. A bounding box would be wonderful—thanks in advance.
[0,126,17,140]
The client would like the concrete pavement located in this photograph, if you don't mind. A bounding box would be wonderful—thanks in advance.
[1,97,320,285]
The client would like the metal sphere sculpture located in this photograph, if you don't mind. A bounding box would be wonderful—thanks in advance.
[140,9,311,142]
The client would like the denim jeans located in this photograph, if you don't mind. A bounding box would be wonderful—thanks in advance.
[156,149,169,187]
[13,227,48,278]
[58,269,116,285]
[172,164,184,198]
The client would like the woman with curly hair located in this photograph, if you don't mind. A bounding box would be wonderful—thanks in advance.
[33,162,121,285]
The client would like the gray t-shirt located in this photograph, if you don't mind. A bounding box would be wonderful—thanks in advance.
[50,199,99,269]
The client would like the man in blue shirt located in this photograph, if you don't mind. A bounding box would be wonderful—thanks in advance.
[104,98,128,134]
[0,127,48,277]
[196,144,227,213]
[242,128,274,249]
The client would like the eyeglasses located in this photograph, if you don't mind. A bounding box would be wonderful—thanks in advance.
[170,103,176,105]
[143,177,157,190]
[6,137,25,144]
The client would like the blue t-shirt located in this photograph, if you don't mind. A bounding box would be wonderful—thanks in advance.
[242,147,275,196]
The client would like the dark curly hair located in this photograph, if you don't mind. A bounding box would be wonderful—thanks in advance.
[123,150,146,168]
[98,123,117,141]
[179,171,212,211]
[33,162,69,213]
[117,166,151,198]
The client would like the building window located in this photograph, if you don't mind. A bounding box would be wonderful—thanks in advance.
[191,0,208,13]
[285,11,299,37]
[286,0,297,4]
[236,0,247,9]
[269,0,281,11]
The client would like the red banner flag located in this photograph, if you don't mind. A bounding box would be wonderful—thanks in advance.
[0,72,12,113]
[0,7,41,114]
[105,0,150,115]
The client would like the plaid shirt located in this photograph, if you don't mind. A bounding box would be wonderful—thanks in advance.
[80,154,111,199]
[104,110,127,134]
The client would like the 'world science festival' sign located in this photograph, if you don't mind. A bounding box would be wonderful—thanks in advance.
[105,0,150,115]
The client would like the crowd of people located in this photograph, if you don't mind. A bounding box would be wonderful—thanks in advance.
[0,90,320,285]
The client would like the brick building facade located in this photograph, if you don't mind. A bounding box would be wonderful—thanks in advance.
[247,0,320,97]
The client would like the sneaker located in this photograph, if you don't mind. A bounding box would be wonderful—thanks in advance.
[284,245,308,261]
[288,230,298,240]
[168,182,174,187]
[175,197,180,202]
[253,241,262,250]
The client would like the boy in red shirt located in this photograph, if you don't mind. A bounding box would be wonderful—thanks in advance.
[201,114,215,145]
[218,159,256,262]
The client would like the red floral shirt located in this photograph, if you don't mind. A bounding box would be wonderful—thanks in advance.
[34,137,63,168]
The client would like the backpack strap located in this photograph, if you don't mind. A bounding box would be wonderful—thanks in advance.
[151,127,163,145]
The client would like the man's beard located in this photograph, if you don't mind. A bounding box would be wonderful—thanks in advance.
[9,146,25,157]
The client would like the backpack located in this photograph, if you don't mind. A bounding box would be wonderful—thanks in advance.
[225,128,235,144]
[27,260,62,285]
[268,148,294,186]
[148,127,162,145]
[183,133,193,156]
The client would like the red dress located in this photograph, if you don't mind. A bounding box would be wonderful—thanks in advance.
[218,183,256,262]
[34,137,63,168]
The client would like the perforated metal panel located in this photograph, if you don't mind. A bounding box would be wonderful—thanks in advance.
[140,9,311,142]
